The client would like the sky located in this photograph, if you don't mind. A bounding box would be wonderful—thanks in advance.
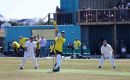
[0,0,60,19]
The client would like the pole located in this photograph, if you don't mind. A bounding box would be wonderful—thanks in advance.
[114,24,117,54]
[113,8,117,54]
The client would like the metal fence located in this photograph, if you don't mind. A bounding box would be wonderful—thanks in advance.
[46,13,73,25]
[77,9,130,23]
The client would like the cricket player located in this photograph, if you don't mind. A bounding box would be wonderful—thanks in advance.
[19,36,28,49]
[20,37,38,70]
[99,40,116,69]
[49,44,55,55]
[53,31,66,72]
[33,36,40,57]
[74,39,81,49]
[12,40,20,56]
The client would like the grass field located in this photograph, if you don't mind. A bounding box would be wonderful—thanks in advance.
[0,57,130,80]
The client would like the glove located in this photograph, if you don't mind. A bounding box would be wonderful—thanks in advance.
[57,33,62,39]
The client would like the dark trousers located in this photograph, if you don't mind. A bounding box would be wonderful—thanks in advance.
[40,47,46,57]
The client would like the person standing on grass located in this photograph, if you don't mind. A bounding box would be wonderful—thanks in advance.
[39,36,47,57]
[33,36,40,57]
[99,40,116,69]
[52,31,66,72]
[20,37,38,70]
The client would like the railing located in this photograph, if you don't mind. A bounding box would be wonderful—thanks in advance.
[77,9,130,24]
[43,9,130,25]
[40,13,56,25]
[55,12,73,25]
[42,12,73,25]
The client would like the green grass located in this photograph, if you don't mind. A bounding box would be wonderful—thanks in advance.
[24,69,130,76]
[0,57,130,80]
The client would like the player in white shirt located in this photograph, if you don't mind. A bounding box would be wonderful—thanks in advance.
[99,40,116,69]
[20,37,38,70]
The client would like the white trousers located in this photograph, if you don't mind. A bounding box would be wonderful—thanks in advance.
[99,54,116,67]
[20,51,38,68]
[54,54,62,70]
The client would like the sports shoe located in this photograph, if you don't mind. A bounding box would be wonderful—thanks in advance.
[98,66,101,69]
[53,69,60,72]
[113,66,116,69]
[35,67,38,69]
[58,67,60,71]
[53,67,60,72]
[20,67,23,70]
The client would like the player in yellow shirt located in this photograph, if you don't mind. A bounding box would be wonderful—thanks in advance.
[74,39,81,49]
[49,44,55,55]
[36,35,40,57]
[19,36,28,48]
[53,31,65,72]
[19,36,29,56]
[12,40,20,56]
[36,40,40,57]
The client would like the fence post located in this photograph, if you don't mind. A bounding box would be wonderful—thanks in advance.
[48,13,50,25]
[78,10,80,24]
[96,10,98,23]
[114,9,116,23]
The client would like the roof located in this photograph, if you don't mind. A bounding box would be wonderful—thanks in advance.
[17,19,35,23]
